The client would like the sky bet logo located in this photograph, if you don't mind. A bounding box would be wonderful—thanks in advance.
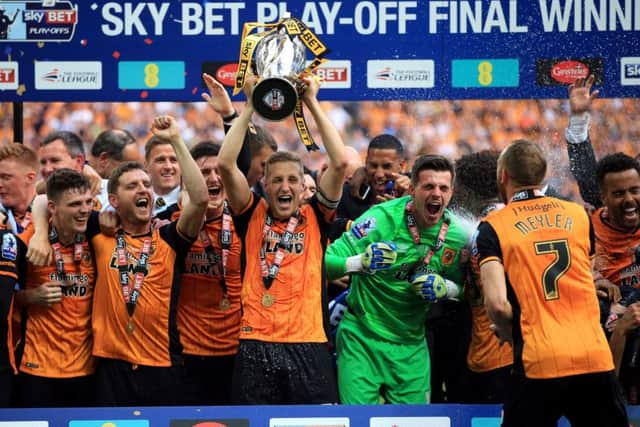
[23,9,76,24]
[621,57,640,85]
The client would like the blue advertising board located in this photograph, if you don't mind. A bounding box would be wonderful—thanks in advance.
[1,404,640,427]
[0,0,638,101]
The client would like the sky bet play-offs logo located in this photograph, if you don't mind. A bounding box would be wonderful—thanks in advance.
[0,1,77,42]
[621,57,640,86]
[118,61,185,90]
[451,59,519,88]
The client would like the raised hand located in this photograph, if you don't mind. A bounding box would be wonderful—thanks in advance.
[201,73,235,117]
[569,74,599,114]
[150,115,180,143]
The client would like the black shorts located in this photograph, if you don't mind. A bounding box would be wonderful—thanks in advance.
[180,353,235,405]
[231,340,338,404]
[502,370,628,427]
[15,372,95,407]
[0,366,14,407]
[95,358,185,406]
[465,365,511,404]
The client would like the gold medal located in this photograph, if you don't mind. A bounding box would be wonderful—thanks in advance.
[261,293,275,307]
[219,296,231,311]
[126,318,135,335]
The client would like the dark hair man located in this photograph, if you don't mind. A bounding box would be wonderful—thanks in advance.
[89,116,207,405]
[337,134,408,221]
[325,154,469,404]
[14,169,96,407]
[90,129,142,179]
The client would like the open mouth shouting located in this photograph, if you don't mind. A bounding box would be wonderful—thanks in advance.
[135,196,150,211]
[277,194,293,211]
[423,199,444,225]
[208,186,222,198]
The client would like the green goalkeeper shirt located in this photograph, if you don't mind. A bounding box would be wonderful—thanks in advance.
[325,196,470,344]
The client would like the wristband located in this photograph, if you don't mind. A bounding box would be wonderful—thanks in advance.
[445,279,460,299]
[222,111,238,124]
[345,255,364,274]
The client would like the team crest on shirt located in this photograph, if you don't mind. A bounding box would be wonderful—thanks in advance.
[351,217,376,239]
[1,233,16,261]
[441,248,457,266]
[80,243,93,267]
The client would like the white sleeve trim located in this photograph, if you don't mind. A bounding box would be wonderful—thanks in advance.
[565,112,591,144]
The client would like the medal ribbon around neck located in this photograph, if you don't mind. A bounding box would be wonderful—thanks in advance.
[116,230,151,318]
[48,226,85,286]
[405,201,450,269]
[260,209,300,291]
[198,202,233,299]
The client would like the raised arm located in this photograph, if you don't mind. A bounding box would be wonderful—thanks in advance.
[565,75,601,208]
[201,73,251,177]
[150,116,207,239]
[302,75,347,202]
[217,76,257,214]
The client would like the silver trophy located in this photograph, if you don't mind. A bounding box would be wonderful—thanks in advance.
[252,27,307,121]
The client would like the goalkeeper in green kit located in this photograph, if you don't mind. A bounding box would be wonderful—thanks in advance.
[325,155,470,404]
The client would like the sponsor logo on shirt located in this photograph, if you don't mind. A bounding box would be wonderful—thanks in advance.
[351,217,376,239]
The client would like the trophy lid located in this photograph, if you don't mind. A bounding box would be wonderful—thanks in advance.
[254,27,306,79]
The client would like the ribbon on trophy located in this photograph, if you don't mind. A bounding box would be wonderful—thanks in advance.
[234,17,330,152]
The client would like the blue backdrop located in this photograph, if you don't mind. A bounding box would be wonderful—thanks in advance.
[0,0,638,102]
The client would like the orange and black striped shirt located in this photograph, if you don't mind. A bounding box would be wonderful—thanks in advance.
[17,223,96,378]
[233,193,335,343]
[591,207,640,292]
[170,209,242,356]
[89,217,193,367]
[477,192,613,379]
[466,207,513,373]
